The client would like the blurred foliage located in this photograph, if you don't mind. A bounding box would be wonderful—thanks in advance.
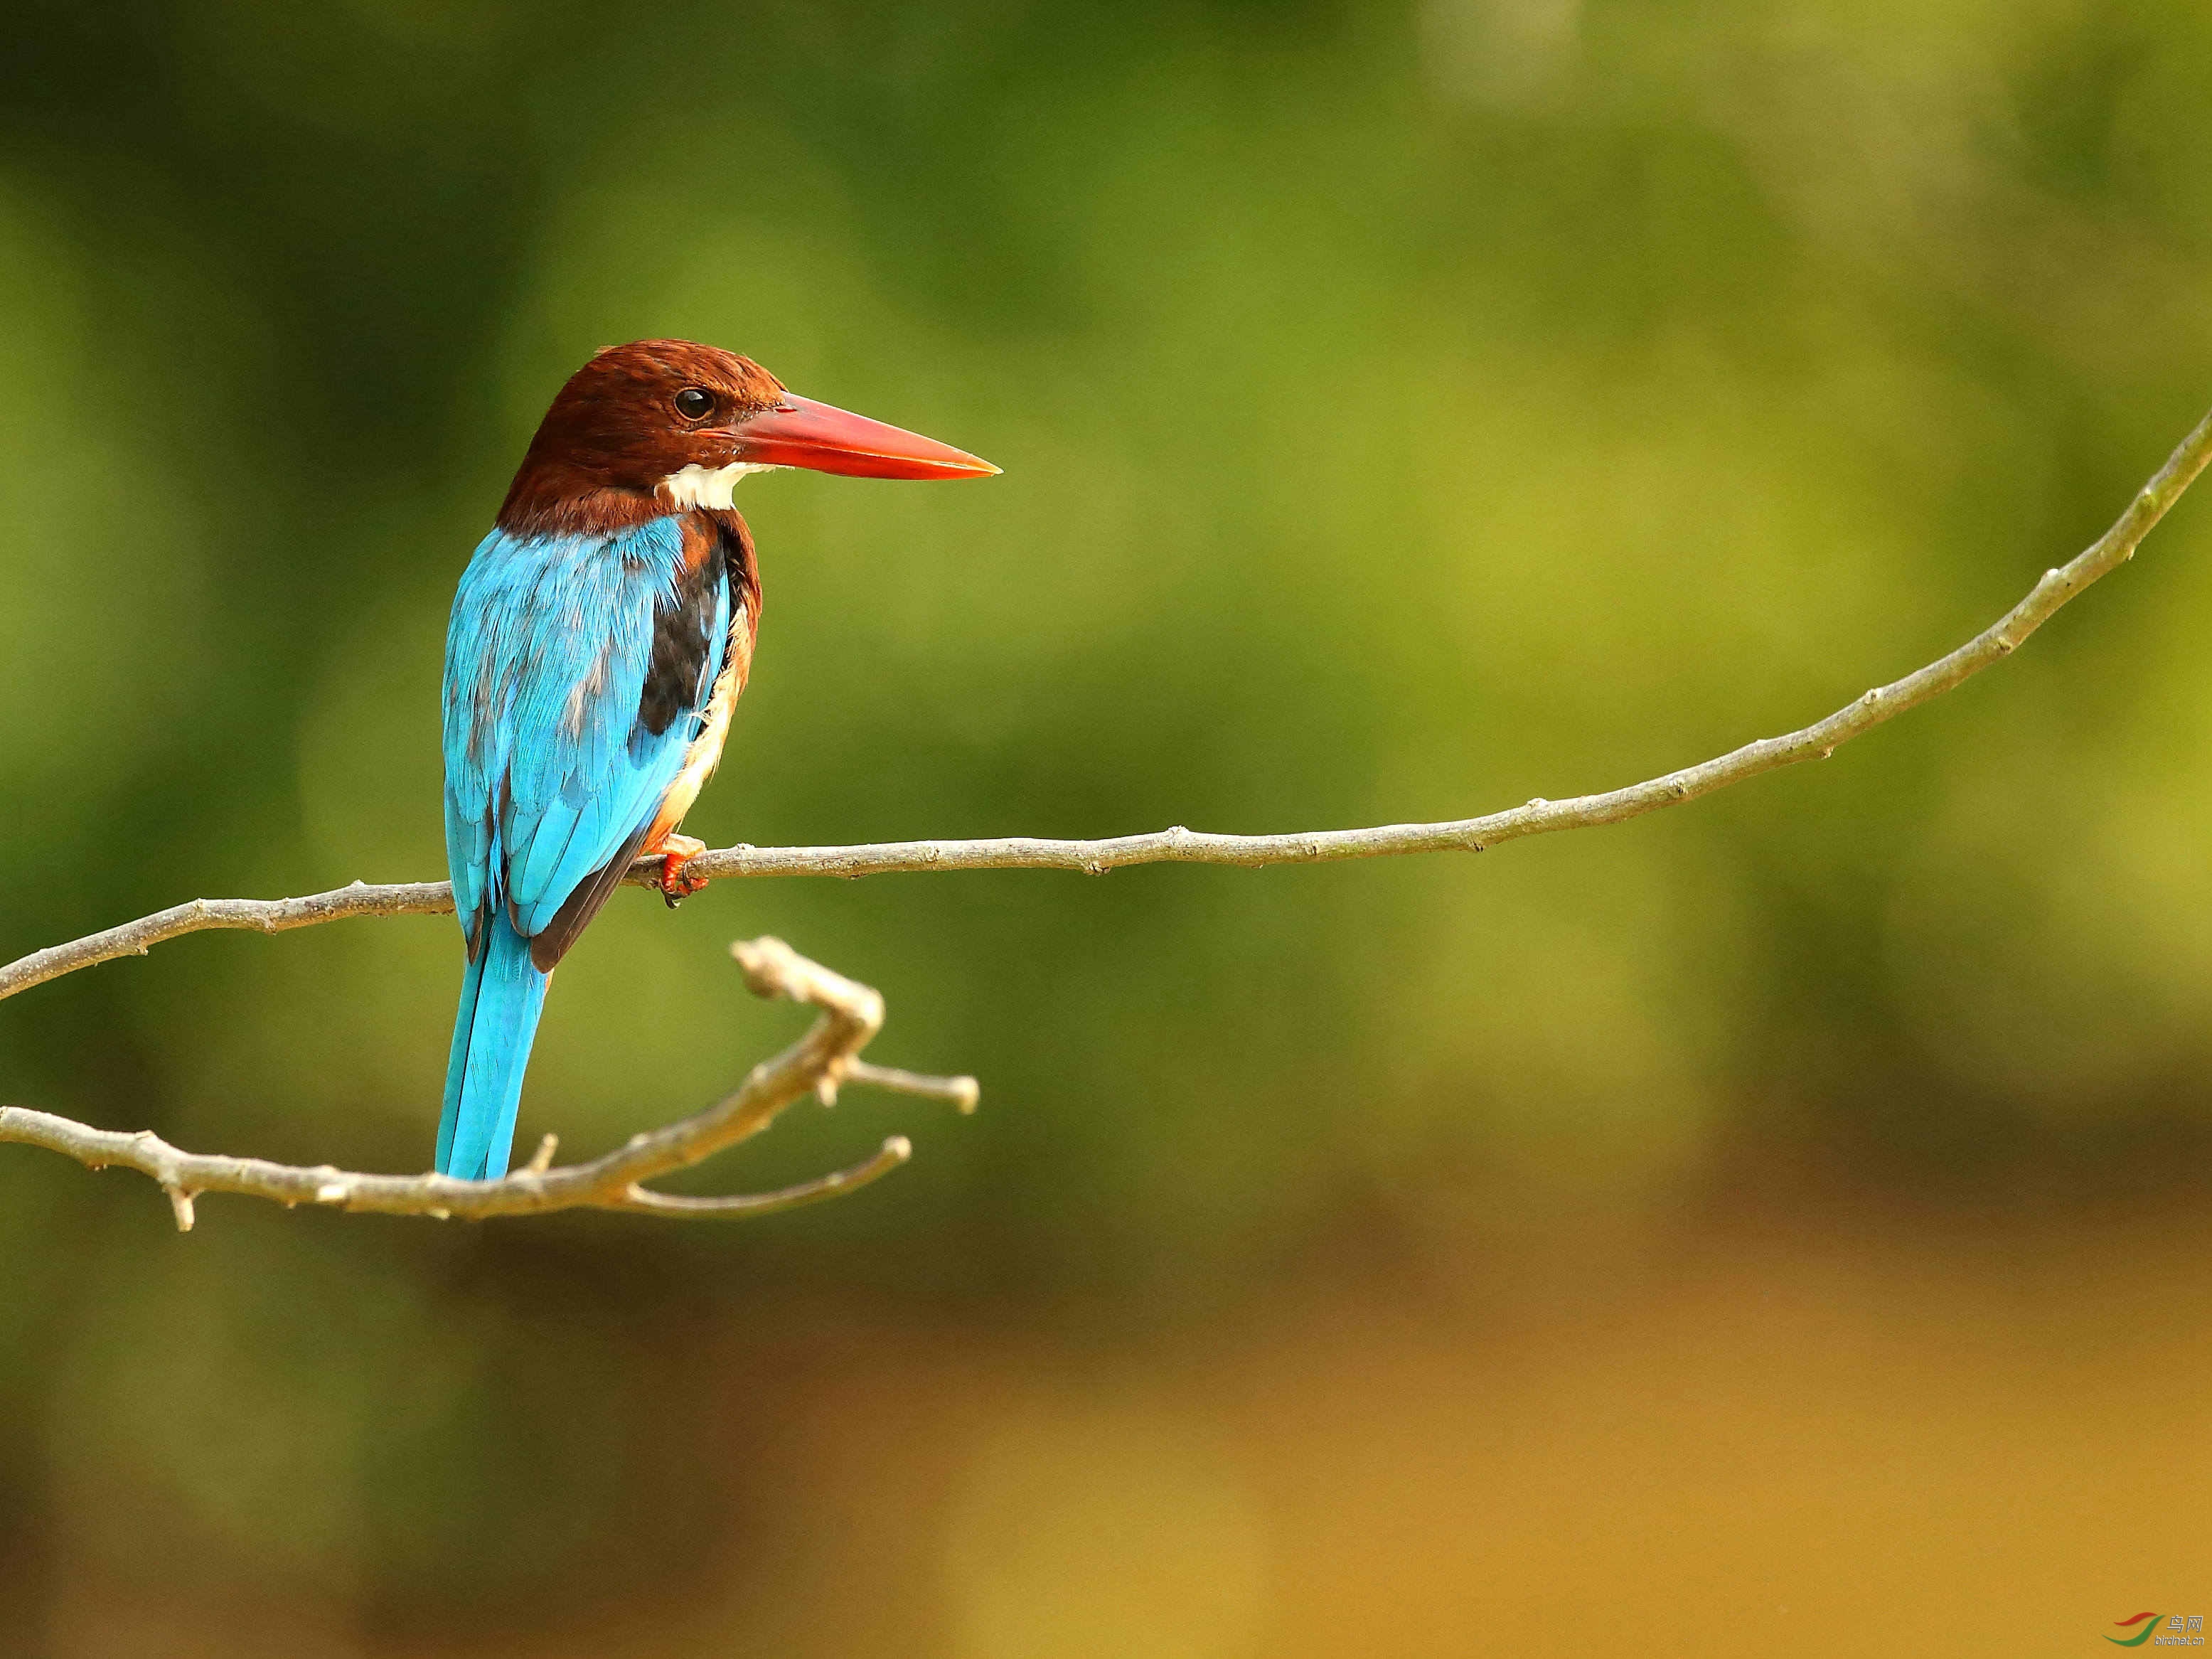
[5,0,2212,1652]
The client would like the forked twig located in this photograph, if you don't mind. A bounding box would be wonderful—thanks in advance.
[0,937,977,1231]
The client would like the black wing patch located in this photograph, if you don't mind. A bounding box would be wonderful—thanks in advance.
[533,533,731,972]
[530,818,658,972]
[636,533,726,738]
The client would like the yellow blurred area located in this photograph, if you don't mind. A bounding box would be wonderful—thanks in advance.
[33,1201,2212,1658]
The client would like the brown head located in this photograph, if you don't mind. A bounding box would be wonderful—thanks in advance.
[498,338,998,535]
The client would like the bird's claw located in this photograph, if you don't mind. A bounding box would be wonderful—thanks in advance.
[654,837,709,907]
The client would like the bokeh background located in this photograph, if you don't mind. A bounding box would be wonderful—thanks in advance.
[3,1,2211,1653]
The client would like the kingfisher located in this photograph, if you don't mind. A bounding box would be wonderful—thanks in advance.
[438,339,996,1180]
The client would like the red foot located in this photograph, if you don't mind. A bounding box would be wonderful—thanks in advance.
[654,838,710,907]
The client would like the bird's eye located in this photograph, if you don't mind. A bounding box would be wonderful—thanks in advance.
[674,388,715,421]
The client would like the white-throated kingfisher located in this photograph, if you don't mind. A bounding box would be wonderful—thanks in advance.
[439,340,995,1180]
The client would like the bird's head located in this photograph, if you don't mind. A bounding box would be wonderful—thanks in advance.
[499,338,997,533]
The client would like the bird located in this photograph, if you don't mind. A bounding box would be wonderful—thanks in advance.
[437,339,996,1180]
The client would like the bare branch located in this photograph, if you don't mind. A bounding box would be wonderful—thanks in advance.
[0,882,454,1004]
[675,400,2212,883]
[0,937,975,1229]
[3,402,2208,1011]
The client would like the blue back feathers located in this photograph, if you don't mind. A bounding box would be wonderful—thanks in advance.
[437,517,730,1179]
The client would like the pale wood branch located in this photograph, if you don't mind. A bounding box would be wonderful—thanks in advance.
[5,403,2206,1009]
[0,937,977,1230]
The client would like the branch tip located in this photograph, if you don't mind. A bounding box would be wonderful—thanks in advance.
[841,1060,981,1112]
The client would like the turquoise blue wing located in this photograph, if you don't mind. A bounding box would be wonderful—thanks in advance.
[442,518,728,962]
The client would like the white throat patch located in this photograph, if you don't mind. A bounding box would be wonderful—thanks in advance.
[660,462,779,511]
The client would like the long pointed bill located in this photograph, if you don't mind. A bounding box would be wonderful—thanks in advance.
[731,393,999,480]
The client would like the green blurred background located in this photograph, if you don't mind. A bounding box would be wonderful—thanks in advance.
[4,1,2212,1653]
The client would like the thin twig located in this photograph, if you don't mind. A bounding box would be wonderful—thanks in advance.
[0,937,971,1229]
[845,1060,981,1114]
[5,404,2205,1007]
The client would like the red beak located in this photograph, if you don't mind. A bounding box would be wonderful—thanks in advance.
[731,393,999,480]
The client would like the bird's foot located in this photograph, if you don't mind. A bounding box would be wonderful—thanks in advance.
[653,835,709,907]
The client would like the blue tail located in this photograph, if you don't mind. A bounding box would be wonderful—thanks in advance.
[437,913,550,1180]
